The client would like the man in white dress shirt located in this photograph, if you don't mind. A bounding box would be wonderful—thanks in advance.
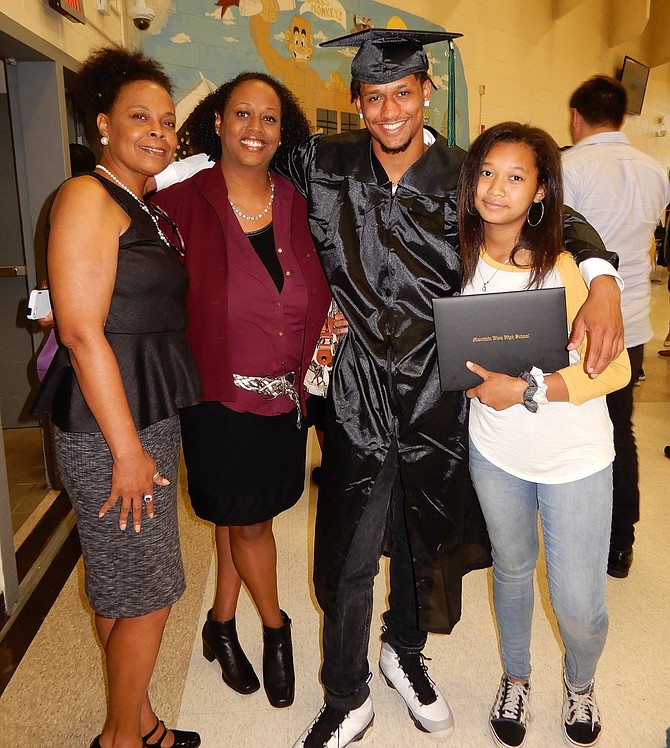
[562,75,670,578]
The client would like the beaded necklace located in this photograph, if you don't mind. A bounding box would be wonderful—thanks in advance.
[95,164,170,247]
[228,175,275,221]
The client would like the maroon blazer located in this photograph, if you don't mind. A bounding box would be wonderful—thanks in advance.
[152,164,331,410]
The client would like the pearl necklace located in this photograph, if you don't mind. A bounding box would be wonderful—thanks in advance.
[228,175,275,221]
[95,164,170,247]
[479,253,511,292]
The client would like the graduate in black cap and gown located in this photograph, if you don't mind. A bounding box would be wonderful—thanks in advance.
[153,29,624,748]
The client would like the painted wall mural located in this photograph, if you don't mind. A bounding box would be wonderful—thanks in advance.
[140,0,469,148]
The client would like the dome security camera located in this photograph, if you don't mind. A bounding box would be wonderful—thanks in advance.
[128,1,155,30]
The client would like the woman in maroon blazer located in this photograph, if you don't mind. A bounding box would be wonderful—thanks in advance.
[152,73,330,709]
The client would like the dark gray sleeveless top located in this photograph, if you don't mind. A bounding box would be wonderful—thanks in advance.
[36,174,202,432]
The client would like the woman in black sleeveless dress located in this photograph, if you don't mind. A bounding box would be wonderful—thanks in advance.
[37,48,201,748]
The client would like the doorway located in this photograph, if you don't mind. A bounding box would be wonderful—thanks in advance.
[0,26,73,615]
[0,63,50,543]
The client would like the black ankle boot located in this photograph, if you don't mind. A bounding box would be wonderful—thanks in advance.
[262,610,295,708]
[202,609,260,694]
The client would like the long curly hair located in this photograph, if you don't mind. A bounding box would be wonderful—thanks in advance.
[71,46,173,116]
[186,72,312,165]
[457,121,564,290]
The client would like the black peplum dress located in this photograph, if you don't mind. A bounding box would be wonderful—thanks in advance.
[34,173,202,618]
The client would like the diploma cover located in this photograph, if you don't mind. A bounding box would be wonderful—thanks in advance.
[432,287,570,391]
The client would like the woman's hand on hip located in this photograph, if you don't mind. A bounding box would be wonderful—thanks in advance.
[98,449,170,532]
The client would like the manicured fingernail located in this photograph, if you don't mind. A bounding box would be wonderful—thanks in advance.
[135,524,141,533]
[98,511,104,518]
[148,511,155,519]
[120,522,126,530]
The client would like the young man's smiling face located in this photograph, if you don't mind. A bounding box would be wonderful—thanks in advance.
[356,74,432,157]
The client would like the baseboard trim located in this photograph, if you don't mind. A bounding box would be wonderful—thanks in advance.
[16,490,72,583]
[0,522,81,696]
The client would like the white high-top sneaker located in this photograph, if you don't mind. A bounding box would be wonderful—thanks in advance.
[379,641,454,737]
[292,696,374,748]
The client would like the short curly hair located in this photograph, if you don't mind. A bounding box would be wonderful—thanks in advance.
[187,72,312,164]
[71,46,173,116]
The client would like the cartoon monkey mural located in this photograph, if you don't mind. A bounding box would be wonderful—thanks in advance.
[285,14,314,61]
[249,0,352,129]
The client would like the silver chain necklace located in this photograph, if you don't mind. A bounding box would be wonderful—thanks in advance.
[95,164,170,247]
[479,254,511,292]
[228,175,275,221]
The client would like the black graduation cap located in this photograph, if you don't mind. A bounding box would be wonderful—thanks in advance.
[320,28,462,85]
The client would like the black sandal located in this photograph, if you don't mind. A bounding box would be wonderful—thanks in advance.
[142,718,201,748]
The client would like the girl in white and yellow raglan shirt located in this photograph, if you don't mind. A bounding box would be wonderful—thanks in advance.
[456,122,629,748]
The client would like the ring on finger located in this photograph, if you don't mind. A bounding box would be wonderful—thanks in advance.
[142,493,153,503]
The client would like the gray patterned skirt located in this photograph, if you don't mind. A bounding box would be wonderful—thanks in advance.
[54,416,185,618]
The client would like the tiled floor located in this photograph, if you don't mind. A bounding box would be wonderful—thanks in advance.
[0,282,669,748]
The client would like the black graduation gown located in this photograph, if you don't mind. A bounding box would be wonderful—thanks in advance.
[278,129,489,634]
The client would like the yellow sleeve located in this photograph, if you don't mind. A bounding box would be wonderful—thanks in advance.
[554,252,631,405]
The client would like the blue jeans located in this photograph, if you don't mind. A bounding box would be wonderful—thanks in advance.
[469,439,612,690]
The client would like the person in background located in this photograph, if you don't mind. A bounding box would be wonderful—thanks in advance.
[562,75,670,578]
[33,47,202,748]
[69,142,97,175]
[151,73,330,710]
[659,216,670,358]
[633,220,667,383]
[660,219,670,458]
[458,121,629,748]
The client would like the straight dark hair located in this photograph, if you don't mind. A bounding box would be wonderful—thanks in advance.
[457,121,564,290]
